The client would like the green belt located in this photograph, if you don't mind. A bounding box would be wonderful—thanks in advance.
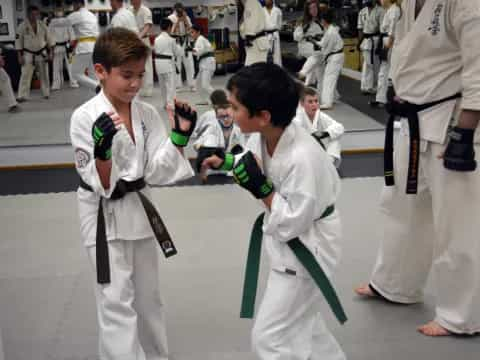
[240,205,347,324]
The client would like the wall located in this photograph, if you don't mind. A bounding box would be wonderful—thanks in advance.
[0,0,18,42]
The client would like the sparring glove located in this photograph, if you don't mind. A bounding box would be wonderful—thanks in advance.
[92,112,118,160]
[195,146,225,173]
[170,102,197,147]
[443,127,477,172]
[232,151,274,199]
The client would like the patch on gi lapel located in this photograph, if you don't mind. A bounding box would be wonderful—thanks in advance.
[74,148,91,169]
[141,120,149,139]
[428,3,444,35]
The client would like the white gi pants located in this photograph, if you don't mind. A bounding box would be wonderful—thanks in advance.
[196,69,214,103]
[245,45,268,66]
[321,54,344,107]
[252,269,346,360]
[17,52,50,99]
[51,46,77,90]
[156,71,176,110]
[0,68,18,108]
[175,46,194,88]
[140,51,154,97]
[71,52,98,90]
[87,238,169,360]
[300,55,324,87]
[360,38,379,92]
[370,130,480,334]
[375,60,390,104]
[268,33,282,66]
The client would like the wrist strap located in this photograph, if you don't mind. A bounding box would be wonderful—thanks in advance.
[219,153,235,171]
[170,131,189,147]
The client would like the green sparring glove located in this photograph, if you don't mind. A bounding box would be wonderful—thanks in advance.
[232,151,274,199]
[92,112,118,160]
[196,146,225,173]
[170,102,197,147]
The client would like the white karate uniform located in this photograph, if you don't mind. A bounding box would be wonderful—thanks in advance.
[70,91,194,359]
[369,0,480,335]
[49,17,78,90]
[0,59,18,109]
[168,12,195,88]
[240,0,269,65]
[244,123,345,360]
[129,4,154,97]
[318,25,344,108]
[154,32,181,109]
[51,7,99,90]
[375,4,401,104]
[294,21,324,86]
[193,35,216,103]
[293,106,344,167]
[357,5,384,92]
[15,20,53,99]
[110,7,139,32]
[264,5,282,66]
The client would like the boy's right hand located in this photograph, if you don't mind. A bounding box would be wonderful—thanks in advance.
[201,150,235,172]
[92,112,119,161]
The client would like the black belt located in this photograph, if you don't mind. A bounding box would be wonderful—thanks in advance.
[363,32,380,65]
[79,177,177,284]
[154,53,173,60]
[384,92,461,194]
[198,51,215,62]
[324,48,344,64]
[245,30,267,47]
[265,29,279,35]
[23,46,48,60]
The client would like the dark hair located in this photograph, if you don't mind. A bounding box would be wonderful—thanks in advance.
[320,8,336,24]
[72,0,85,5]
[160,18,173,30]
[93,28,150,71]
[302,0,319,25]
[191,24,201,33]
[300,86,318,101]
[27,5,40,14]
[227,63,299,129]
[174,2,184,10]
[210,89,229,107]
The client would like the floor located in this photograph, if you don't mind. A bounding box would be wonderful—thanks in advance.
[1,178,479,360]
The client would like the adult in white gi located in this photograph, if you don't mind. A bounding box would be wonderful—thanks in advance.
[239,0,269,65]
[16,5,53,101]
[168,3,195,90]
[49,10,79,91]
[264,0,283,66]
[0,50,20,113]
[50,0,99,91]
[356,0,480,337]
[316,10,344,110]
[71,91,194,359]
[370,0,401,107]
[154,19,182,111]
[294,87,344,167]
[357,0,384,94]
[191,26,216,105]
[295,0,324,86]
[110,0,139,33]
[129,0,154,97]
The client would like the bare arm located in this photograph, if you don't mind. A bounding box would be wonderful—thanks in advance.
[457,110,480,130]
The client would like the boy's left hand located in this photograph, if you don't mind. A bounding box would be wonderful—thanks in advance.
[170,100,197,147]
[233,151,274,199]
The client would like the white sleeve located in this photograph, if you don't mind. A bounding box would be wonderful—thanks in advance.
[194,37,207,56]
[293,25,304,42]
[319,112,344,140]
[357,9,365,30]
[388,7,401,37]
[144,8,153,25]
[70,109,121,198]
[144,107,194,184]
[275,9,283,30]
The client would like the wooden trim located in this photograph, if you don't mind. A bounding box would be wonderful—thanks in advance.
[342,148,384,155]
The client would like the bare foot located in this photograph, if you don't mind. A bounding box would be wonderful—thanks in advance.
[417,321,451,337]
[354,284,377,297]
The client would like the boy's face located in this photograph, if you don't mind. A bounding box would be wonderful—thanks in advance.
[228,90,269,134]
[95,58,146,104]
[216,107,234,128]
[190,29,200,40]
[302,95,319,120]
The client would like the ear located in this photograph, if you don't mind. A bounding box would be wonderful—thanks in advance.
[94,63,108,82]
[258,110,272,127]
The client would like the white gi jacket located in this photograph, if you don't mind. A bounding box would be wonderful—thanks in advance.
[390,0,480,144]
[240,0,270,52]
[194,35,216,71]
[65,8,99,55]
[357,5,384,50]
[264,7,282,46]
[293,107,344,161]
[15,20,53,55]
[70,91,194,247]
[168,12,192,36]
[154,32,181,74]
[129,4,153,43]
[48,18,75,48]
[293,21,323,58]
[319,25,344,60]
[110,7,139,33]
[380,4,401,42]
[245,123,342,277]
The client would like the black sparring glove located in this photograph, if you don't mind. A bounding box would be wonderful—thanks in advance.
[232,151,274,199]
[443,127,477,172]
[196,146,225,172]
[230,144,244,155]
[92,112,118,160]
[170,102,197,147]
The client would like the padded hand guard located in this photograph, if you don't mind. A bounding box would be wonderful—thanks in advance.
[444,127,477,172]
[196,146,225,173]
[92,112,117,161]
[170,103,197,147]
[233,151,274,199]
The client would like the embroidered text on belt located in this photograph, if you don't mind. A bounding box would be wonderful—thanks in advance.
[324,48,344,64]
[79,177,177,284]
[363,32,380,64]
[240,205,347,324]
[78,36,97,43]
[384,92,461,194]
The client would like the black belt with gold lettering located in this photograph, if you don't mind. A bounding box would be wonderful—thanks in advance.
[384,92,461,194]
[79,177,177,284]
